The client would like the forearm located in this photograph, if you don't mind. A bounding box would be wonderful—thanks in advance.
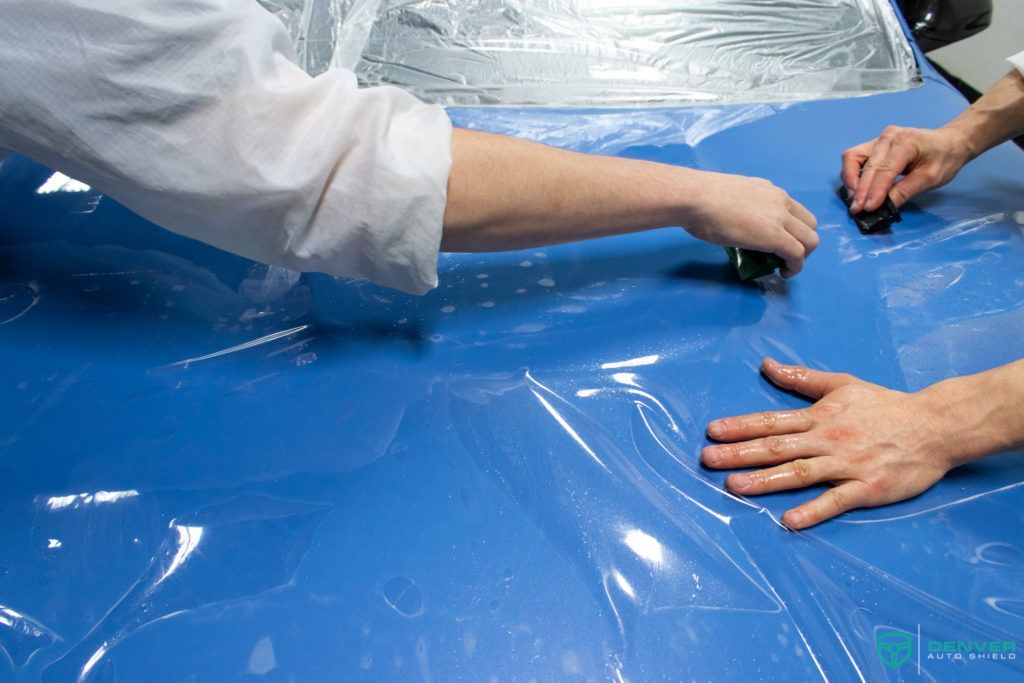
[918,359,1024,467]
[441,128,697,251]
[943,69,1024,160]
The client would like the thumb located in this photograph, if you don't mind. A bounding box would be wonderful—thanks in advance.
[889,167,944,208]
[761,358,856,399]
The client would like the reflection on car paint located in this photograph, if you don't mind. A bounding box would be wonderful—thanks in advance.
[1,88,1024,680]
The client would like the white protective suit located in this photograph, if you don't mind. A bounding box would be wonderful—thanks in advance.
[1008,50,1024,77]
[0,0,453,294]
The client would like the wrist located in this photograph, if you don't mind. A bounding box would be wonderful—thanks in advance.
[666,166,706,227]
[914,373,1003,468]
[936,124,981,165]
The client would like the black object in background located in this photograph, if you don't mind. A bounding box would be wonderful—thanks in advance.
[897,0,992,52]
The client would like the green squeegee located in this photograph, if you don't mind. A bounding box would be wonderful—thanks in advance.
[725,247,784,282]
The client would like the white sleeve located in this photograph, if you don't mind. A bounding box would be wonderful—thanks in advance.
[0,0,452,295]
[1007,50,1024,76]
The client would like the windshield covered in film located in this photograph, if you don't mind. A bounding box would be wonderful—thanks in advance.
[262,0,919,106]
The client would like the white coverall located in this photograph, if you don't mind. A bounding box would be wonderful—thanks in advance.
[0,0,453,294]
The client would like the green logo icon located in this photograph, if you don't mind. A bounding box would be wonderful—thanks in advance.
[877,630,913,669]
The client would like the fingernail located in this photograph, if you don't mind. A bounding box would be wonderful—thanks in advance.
[703,448,721,466]
[707,420,724,438]
[730,474,750,490]
[785,510,804,528]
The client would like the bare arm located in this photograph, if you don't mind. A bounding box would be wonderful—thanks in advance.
[946,68,1024,161]
[842,68,1024,213]
[702,358,1024,529]
[926,358,1024,464]
[443,128,819,277]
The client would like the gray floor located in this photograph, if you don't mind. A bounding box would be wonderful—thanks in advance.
[929,0,1022,92]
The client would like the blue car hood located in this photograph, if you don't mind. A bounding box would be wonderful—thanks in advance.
[1,33,1023,683]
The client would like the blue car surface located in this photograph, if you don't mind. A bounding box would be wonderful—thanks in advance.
[1,1,1022,680]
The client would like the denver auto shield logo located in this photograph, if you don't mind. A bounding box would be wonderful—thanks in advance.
[876,630,913,669]
[875,626,1017,672]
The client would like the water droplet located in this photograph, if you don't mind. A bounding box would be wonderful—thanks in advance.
[294,352,317,367]
[239,264,301,304]
[247,636,277,675]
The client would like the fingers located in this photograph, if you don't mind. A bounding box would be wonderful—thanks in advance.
[771,233,807,278]
[782,481,872,529]
[778,197,817,277]
[787,197,817,229]
[725,456,844,496]
[840,141,873,192]
[849,135,892,213]
[785,215,820,258]
[706,409,812,443]
[704,360,856,441]
[760,357,857,399]
[849,127,929,213]
[702,432,818,469]
[859,140,917,212]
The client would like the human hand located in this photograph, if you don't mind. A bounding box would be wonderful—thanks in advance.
[841,125,974,213]
[701,358,960,529]
[682,171,818,278]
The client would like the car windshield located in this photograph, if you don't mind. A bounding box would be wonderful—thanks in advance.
[263,0,919,106]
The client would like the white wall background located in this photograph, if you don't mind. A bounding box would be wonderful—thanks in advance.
[929,0,1024,91]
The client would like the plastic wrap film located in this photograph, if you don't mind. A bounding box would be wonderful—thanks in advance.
[258,0,379,77]
[265,0,919,105]
[3,65,1024,681]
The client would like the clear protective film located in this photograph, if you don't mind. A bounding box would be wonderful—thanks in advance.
[263,0,918,105]
[2,31,1024,683]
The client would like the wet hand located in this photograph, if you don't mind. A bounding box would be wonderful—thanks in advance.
[702,358,958,529]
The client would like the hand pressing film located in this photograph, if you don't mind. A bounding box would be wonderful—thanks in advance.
[702,358,957,529]
[837,185,901,234]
